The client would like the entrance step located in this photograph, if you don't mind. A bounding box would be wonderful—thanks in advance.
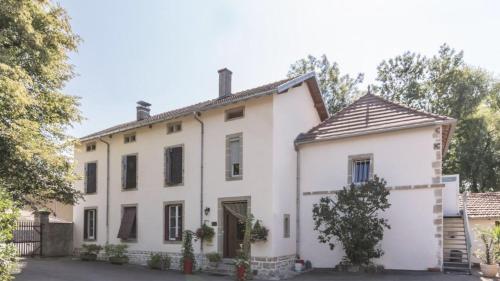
[204,260,236,276]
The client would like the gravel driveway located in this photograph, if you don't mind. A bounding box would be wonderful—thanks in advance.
[13,258,487,281]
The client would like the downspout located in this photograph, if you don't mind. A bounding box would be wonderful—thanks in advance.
[193,112,204,252]
[98,137,111,244]
[295,143,301,258]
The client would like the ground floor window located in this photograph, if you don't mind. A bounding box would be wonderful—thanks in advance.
[84,208,97,240]
[165,204,183,241]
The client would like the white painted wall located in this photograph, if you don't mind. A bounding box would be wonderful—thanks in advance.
[298,126,442,270]
[271,84,322,257]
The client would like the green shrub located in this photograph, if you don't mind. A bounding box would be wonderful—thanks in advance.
[196,224,215,243]
[250,220,269,242]
[147,253,171,270]
[180,231,196,270]
[104,244,128,258]
[81,244,102,255]
[0,190,18,281]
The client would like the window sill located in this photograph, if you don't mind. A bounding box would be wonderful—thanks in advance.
[226,176,243,181]
[121,188,138,192]
[163,240,182,244]
[164,183,184,188]
[83,238,97,242]
[84,192,97,195]
[120,239,138,243]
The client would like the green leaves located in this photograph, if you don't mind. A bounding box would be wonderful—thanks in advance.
[0,0,82,207]
[312,176,391,266]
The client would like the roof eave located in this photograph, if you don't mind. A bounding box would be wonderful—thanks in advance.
[295,120,453,146]
[441,119,457,158]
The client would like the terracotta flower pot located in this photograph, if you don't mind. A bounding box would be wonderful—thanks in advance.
[236,264,246,281]
[480,263,498,278]
[183,259,193,274]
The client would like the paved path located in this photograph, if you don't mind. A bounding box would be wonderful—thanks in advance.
[13,258,488,281]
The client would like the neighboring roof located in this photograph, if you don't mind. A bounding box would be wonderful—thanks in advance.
[80,72,328,142]
[460,192,500,219]
[295,93,456,155]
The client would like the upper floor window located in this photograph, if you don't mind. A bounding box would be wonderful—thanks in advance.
[122,154,138,189]
[124,133,136,144]
[283,214,290,238]
[225,106,244,121]
[226,133,243,180]
[118,205,137,241]
[84,162,97,194]
[86,142,96,152]
[84,208,97,241]
[164,203,183,241]
[167,122,182,134]
[348,154,373,185]
[164,145,183,186]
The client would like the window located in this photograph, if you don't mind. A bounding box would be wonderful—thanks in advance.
[226,134,242,180]
[225,107,244,121]
[118,206,137,241]
[86,142,96,152]
[283,214,290,238]
[164,145,183,186]
[122,154,138,189]
[352,159,370,184]
[84,162,97,194]
[164,204,183,241]
[167,122,182,134]
[124,133,136,144]
[84,209,97,240]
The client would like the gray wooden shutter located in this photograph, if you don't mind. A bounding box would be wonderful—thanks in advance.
[117,207,136,240]
[177,205,183,241]
[164,148,171,185]
[121,156,127,188]
[83,210,88,240]
[87,163,97,193]
[171,147,183,184]
[126,155,137,189]
[84,163,88,193]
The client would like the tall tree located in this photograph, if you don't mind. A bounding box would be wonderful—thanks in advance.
[376,44,500,192]
[288,55,364,114]
[0,0,82,207]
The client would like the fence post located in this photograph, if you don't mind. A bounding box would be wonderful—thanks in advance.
[34,210,50,257]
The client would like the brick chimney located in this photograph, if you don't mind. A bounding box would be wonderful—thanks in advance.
[136,101,151,121]
[218,68,232,98]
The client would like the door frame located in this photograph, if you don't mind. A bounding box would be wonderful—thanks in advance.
[217,196,251,257]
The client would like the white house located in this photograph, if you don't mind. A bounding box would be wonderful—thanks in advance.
[73,69,464,279]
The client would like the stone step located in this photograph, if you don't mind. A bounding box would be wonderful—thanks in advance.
[444,240,466,245]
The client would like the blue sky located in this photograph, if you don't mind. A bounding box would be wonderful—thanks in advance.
[59,0,500,137]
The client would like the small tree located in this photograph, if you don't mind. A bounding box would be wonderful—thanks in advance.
[180,230,196,270]
[312,176,391,266]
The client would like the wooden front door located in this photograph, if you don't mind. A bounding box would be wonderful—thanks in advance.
[223,205,246,258]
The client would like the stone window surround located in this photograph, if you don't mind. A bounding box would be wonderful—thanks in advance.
[120,203,138,243]
[86,142,96,152]
[217,196,251,255]
[163,200,185,244]
[83,206,98,242]
[167,121,182,134]
[84,161,98,195]
[164,144,185,187]
[225,133,243,181]
[347,153,374,185]
[123,132,136,144]
[224,106,245,121]
[121,153,139,191]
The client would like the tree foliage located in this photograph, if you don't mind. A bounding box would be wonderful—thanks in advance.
[375,44,500,192]
[0,0,82,206]
[288,55,364,114]
[312,176,391,266]
[0,190,18,281]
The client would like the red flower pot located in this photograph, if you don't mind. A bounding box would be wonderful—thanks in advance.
[183,259,193,274]
[236,265,246,281]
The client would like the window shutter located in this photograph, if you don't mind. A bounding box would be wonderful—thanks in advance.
[164,206,169,241]
[84,163,88,193]
[87,163,97,193]
[83,210,88,240]
[117,207,136,240]
[164,149,171,185]
[177,205,183,241]
[171,147,183,185]
[126,155,137,189]
[121,156,127,188]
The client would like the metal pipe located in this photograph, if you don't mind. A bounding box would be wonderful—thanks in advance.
[193,112,204,252]
[295,144,301,258]
[99,137,111,244]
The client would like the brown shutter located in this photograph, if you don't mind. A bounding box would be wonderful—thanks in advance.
[171,147,183,184]
[117,207,136,240]
[126,155,137,189]
[164,205,169,241]
[164,149,171,185]
[87,163,97,193]
[177,205,183,241]
[83,210,88,240]
[121,156,126,188]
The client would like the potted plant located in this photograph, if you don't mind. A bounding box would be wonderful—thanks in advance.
[147,253,171,270]
[80,244,102,261]
[196,224,215,243]
[104,244,129,265]
[205,252,221,268]
[476,228,499,278]
[250,220,269,243]
[294,256,304,272]
[180,230,196,274]
[235,252,250,281]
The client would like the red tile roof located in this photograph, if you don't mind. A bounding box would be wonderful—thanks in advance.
[295,93,456,154]
[461,192,500,218]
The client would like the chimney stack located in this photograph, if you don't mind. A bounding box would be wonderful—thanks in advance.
[136,101,151,121]
[218,68,232,98]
